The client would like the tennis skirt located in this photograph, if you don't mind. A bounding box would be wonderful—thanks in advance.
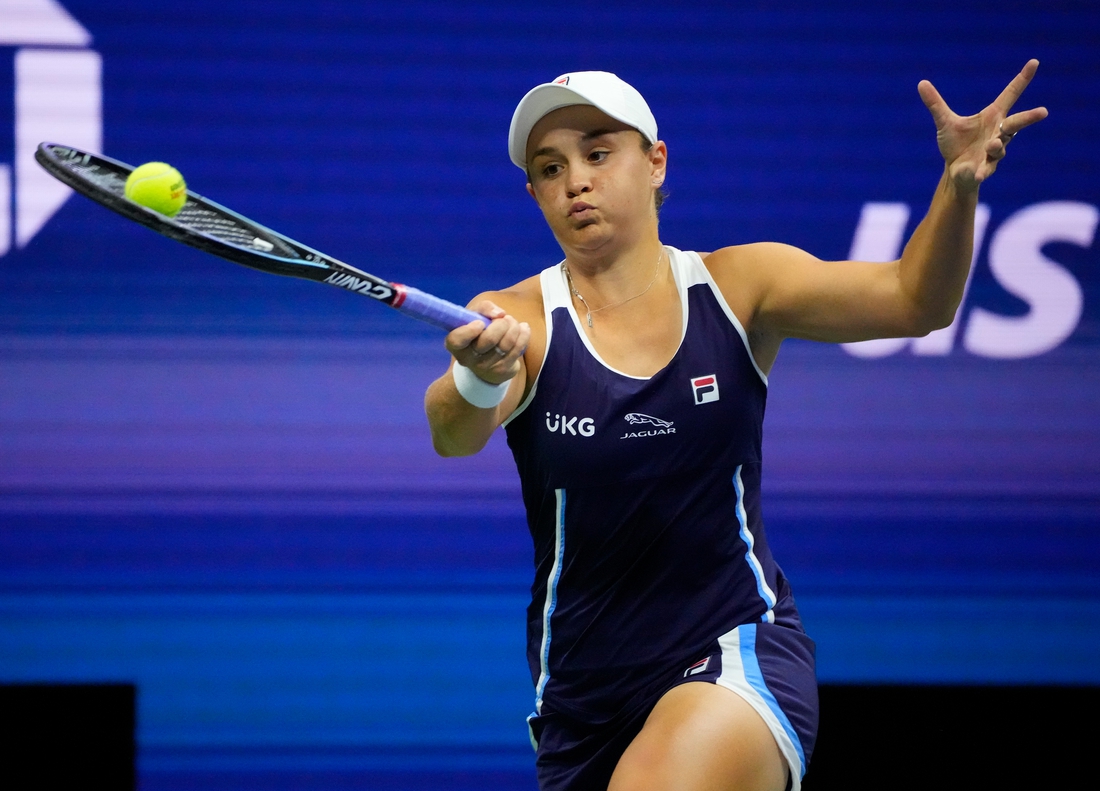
[527,622,818,791]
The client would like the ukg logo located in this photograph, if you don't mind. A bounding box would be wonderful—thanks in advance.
[1,0,101,257]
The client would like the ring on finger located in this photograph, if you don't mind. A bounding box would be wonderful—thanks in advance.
[999,121,1015,140]
[493,346,508,357]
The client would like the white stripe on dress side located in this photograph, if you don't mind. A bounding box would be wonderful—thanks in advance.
[734,465,776,623]
[716,624,805,789]
[687,250,769,386]
[533,488,566,715]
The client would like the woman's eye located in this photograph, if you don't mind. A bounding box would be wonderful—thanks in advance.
[542,163,562,177]
[590,150,609,162]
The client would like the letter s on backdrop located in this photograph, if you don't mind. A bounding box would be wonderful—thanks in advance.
[965,202,1098,359]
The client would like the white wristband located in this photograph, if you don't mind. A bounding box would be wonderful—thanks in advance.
[452,362,510,409]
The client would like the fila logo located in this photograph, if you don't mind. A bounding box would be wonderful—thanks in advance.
[684,657,711,677]
[554,75,570,85]
[691,374,719,404]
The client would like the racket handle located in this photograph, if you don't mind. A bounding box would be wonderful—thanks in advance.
[392,285,489,331]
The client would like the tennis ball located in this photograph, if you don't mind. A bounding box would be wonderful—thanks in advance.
[124,162,187,217]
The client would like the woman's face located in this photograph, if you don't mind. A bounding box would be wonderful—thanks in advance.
[525,104,666,255]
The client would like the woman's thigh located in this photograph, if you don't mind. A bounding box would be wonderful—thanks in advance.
[607,682,788,791]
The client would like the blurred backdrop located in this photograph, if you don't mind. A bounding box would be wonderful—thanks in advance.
[1,1,1097,788]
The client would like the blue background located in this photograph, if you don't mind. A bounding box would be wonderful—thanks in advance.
[1,1,1097,788]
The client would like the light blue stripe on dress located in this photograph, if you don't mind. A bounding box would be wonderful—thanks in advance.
[739,623,807,777]
[733,465,776,623]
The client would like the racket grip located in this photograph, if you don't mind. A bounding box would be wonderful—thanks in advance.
[392,285,490,331]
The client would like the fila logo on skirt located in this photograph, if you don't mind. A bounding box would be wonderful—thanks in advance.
[684,656,712,677]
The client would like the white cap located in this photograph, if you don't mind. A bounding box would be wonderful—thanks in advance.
[507,71,658,170]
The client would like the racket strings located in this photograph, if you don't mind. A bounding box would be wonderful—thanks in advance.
[68,160,128,196]
[174,203,300,258]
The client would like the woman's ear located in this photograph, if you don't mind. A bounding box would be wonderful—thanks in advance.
[648,140,668,186]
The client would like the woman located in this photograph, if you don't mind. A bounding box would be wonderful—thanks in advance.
[424,64,1046,791]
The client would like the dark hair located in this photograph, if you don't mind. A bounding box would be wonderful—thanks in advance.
[525,131,668,215]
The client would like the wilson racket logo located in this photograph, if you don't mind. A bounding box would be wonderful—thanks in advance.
[323,271,393,301]
[691,375,719,404]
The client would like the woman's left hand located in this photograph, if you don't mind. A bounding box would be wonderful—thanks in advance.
[918,58,1048,193]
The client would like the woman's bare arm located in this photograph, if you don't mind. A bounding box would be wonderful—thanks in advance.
[709,60,1048,363]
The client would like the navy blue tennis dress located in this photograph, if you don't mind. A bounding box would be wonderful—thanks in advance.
[503,247,818,791]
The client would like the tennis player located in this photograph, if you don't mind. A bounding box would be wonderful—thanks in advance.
[424,62,1046,791]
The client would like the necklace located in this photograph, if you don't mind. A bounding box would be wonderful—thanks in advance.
[563,247,664,328]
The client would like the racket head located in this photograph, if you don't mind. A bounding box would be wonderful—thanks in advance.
[36,143,488,330]
[35,142,352,283]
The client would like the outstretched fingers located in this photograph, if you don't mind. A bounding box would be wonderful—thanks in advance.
[991,60,1048,145]
[918,79,953,127]
[992,59,1040,115]
[920,58,1047,189]
[1000,105,1049,138]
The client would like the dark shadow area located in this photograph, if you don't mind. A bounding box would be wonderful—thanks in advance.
[0,683,135,790]
[804,684,1094,790]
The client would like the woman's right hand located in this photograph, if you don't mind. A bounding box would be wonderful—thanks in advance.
[445,300,531,385]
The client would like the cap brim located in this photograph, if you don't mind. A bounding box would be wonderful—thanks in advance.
[508,84,600,169]
[508,82,657,170]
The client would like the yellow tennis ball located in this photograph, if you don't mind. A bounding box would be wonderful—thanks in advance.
[124,162,187,217]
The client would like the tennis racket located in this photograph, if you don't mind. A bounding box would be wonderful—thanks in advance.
[34,142,487,331]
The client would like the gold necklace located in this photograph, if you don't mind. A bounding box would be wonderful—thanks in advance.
[564,248,664,328]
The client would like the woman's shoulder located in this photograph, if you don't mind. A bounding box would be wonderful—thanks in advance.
[697,242,816,303]
[700,242,809,269]
[470,272,544,325]
[676,243,801,272]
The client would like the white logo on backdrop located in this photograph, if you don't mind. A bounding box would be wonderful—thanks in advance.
[842,201,1098,359]
[0,0,101,256]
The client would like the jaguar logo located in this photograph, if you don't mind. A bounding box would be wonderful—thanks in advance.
[621,413,675,439]
[624,413,672,428]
